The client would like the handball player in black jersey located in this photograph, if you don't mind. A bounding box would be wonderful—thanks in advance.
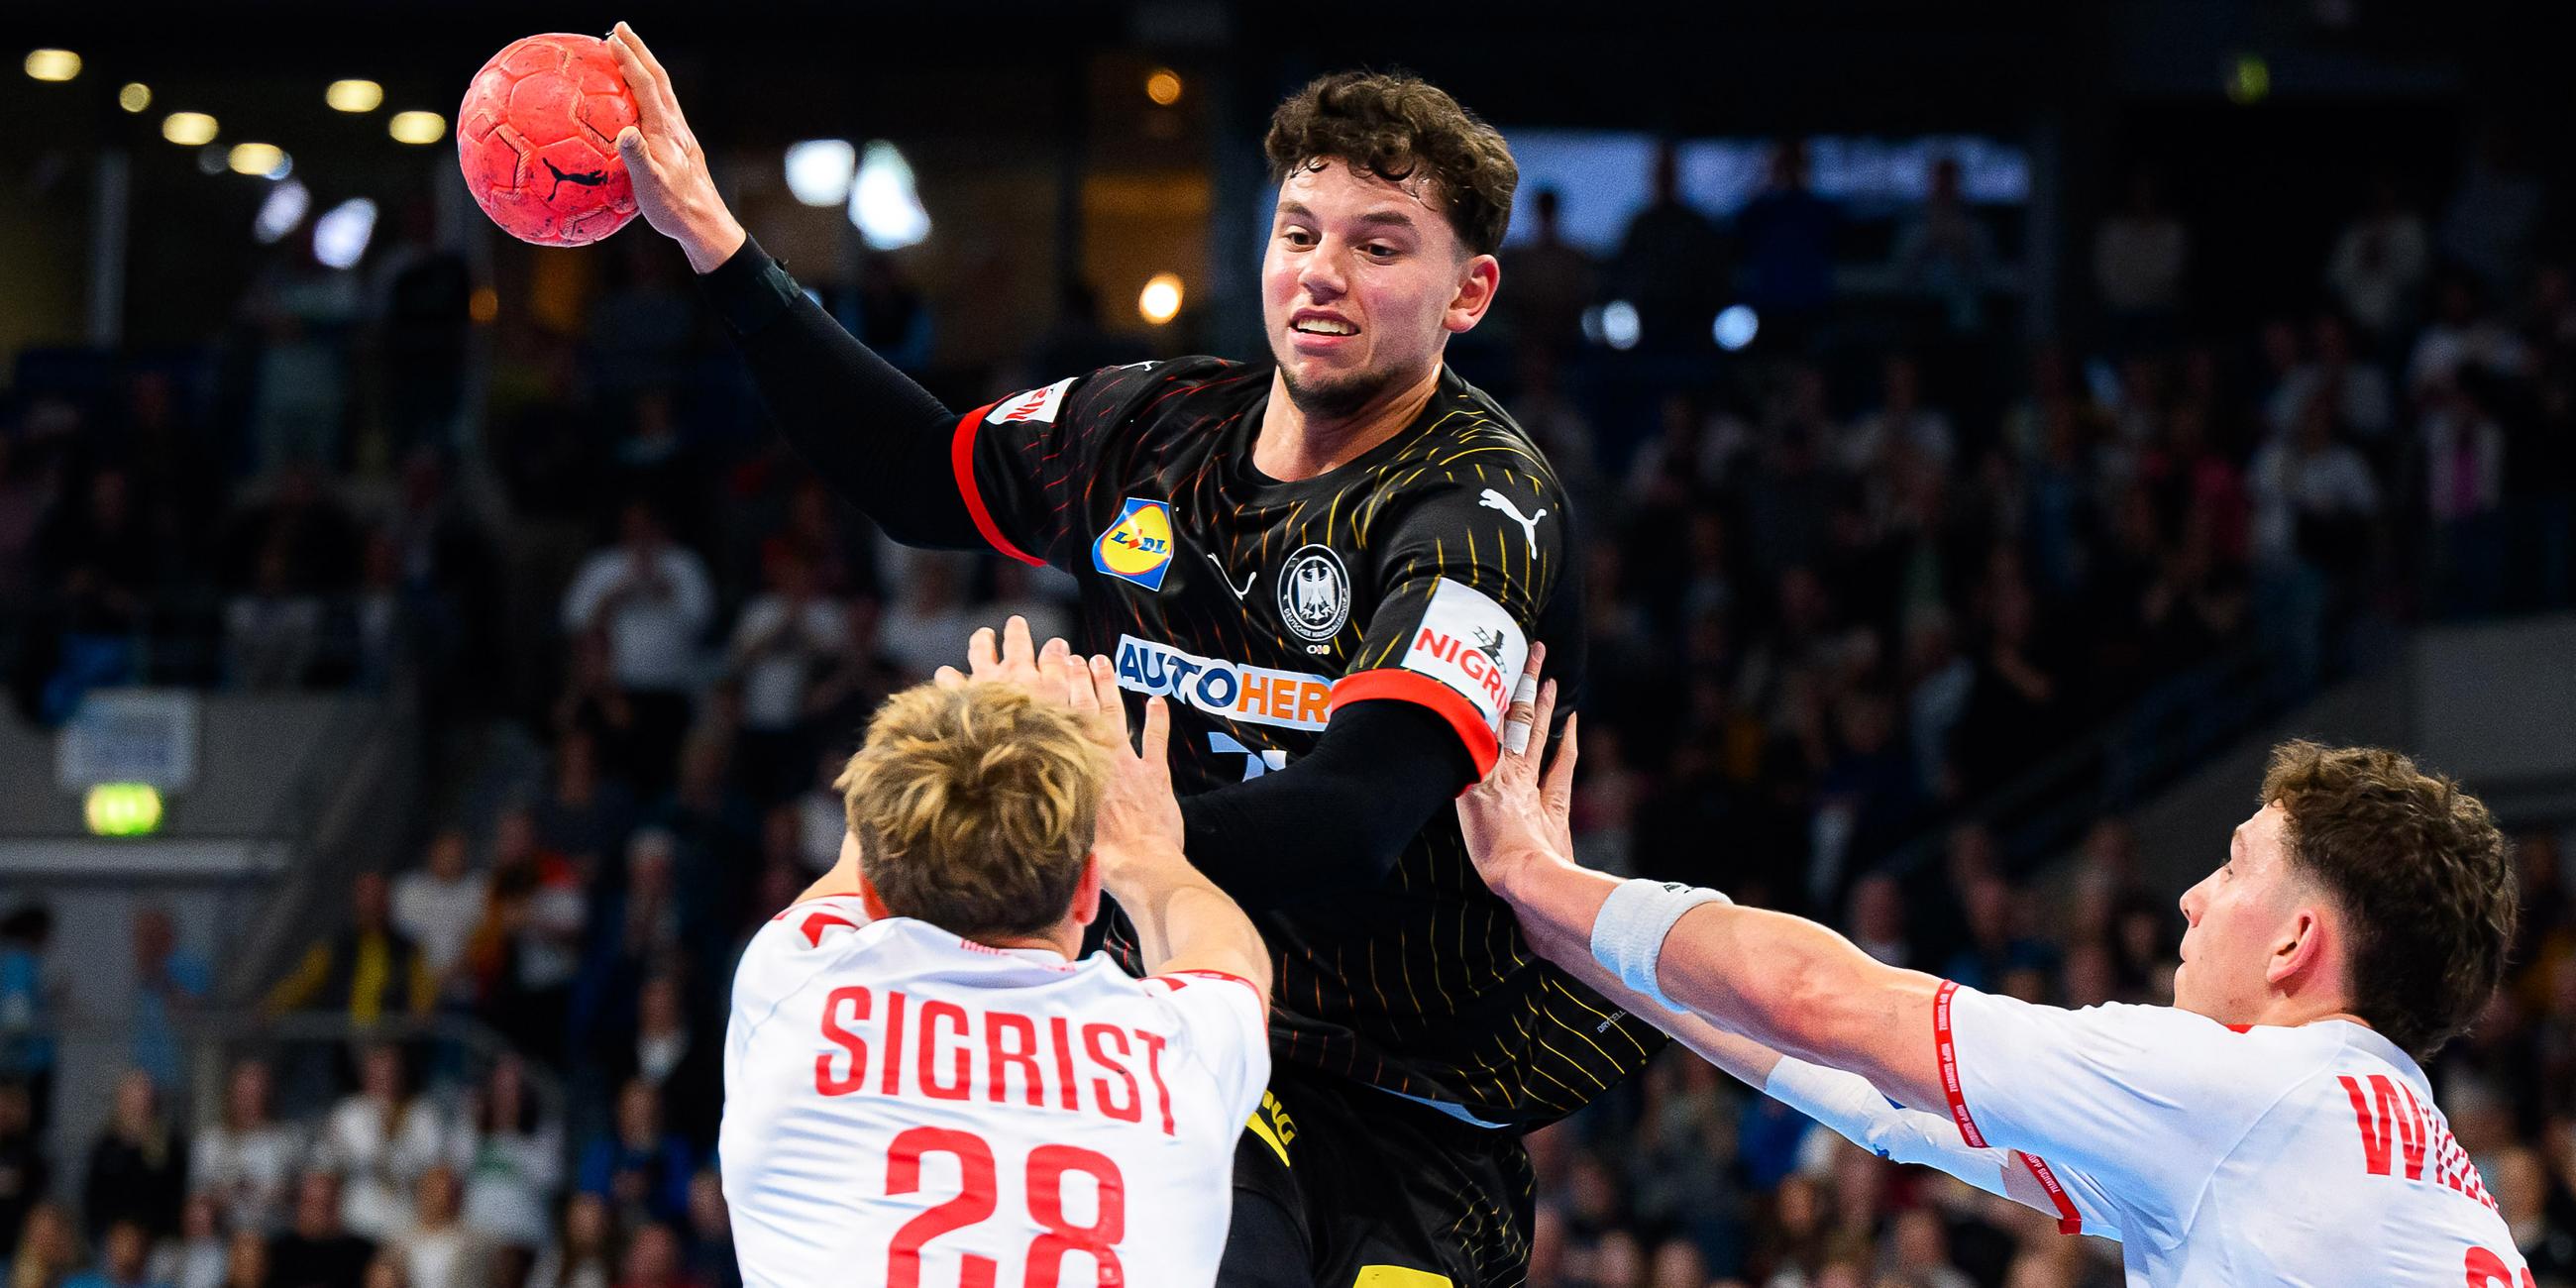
[608,24,1664,1284]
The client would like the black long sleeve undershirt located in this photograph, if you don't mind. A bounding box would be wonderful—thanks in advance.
[698,235,980,548]
[695,237,1476,909]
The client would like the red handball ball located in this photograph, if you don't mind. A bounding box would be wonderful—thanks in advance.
[458,33,640,247]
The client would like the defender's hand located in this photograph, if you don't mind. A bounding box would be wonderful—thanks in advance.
[1456,644,1579,899]
[605,22,745,272]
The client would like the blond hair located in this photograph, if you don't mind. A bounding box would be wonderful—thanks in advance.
[837,682,1109,940]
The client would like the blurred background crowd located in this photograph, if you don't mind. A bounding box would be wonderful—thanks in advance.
[5,3,2575,1286]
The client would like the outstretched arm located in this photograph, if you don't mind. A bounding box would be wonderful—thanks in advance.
[1456,652,1950,1118]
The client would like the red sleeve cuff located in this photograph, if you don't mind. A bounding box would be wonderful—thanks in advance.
[1329,668,1500,778]
[950,403,1045,568]
[2014,1151,2086,1234]
[1933,979,1989,1147]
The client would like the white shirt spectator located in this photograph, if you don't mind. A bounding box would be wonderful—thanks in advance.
[2327,211,2430,338]
[727,594,847,731]
[393,866,488,984]
[190,1118,309,1234]
[2248,439,2380,570]
[1837,406,1957,476]
[2266,364,2397,443]
[315,1096,454,1240]
[560,543,714,693]
[2408,320,2532,396]
[457,1120,565,1251]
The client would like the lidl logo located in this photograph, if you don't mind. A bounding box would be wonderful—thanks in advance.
[1093,497,1176,590]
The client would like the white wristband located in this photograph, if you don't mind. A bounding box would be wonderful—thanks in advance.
[1589,878,1729,1013]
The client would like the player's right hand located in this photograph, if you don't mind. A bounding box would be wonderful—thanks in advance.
[1080,655,1185,879]
[604,22,745,272]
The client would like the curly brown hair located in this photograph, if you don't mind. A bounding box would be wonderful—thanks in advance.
[837,682,1108,942]
[1264,70,1518,258]
[2260,740,2516,1057]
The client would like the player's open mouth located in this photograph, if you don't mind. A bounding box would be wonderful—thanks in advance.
[1291,310,1358,338]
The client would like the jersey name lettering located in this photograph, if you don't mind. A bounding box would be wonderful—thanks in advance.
[814,985,1180,1135]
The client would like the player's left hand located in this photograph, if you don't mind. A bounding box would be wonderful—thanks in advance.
[936,615,1078,700]
[1456,644,1579,896]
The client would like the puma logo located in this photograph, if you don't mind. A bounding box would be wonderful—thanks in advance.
[1477,488,1550,553]
[1199,546,1256,600]
[543,158,610,200]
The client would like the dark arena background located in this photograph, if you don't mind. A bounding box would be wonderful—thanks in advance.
[4,2,2574,1285]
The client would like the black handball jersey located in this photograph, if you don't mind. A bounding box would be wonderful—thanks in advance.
[950,355,1664,1130]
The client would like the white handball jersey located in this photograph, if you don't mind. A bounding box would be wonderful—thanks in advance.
[721,896,1269,1288]
[1933,981,2533,1287]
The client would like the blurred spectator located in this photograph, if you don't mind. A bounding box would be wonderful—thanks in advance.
[2327,171,2431,346]
[10,1201,82,1288]
[2439,127,2545,301]
[315,1044,451,1242]
[0,909,57,1132]
[1838,355,1956,476]
[2410,273,2532,397]
[610,1224,696,1288]
[392,830,488,1002]
[224,543,325,689]
[81,1071,187,1245]
[386,1166,488,1288]
[217,467,361,599]
[359,1254,409,1288]
[873,551,977,684]
[265,873,435,1023]
[577,1081,692,1231]
[2264,312,2396,445]
[30,471,157,720]
[1893,157,1998,335]
[0,1082,46,1254]
[722,548,844,804]
[455,1054,561,1271]
[1504,186,1600,359]
[2093,165,2189,342]
[612,976,719,1153]
[1612,141,1728,356]
[126,908,209,1091]
[268,1172,375,1288]
[681,1173,736,1288]
[560,502,714,796]
[526,1194,615,1288]
[158,1195,226,1288]
[59,1219,164,1288]
[190,1058,307,1237]
[215,1232,265,1288]
[1736,140,1841,342]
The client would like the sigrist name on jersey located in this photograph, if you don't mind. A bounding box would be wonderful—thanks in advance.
[1274,544,1351,642]
[1114,635,1332,732]
[1397,578,1529,731]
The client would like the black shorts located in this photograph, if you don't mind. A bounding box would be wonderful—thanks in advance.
[1217,1065,1536,1288]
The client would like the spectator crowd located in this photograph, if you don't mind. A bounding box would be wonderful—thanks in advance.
[4,121,2574,1288]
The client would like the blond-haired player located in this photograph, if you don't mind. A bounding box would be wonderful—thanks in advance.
[720,624,1270,1287]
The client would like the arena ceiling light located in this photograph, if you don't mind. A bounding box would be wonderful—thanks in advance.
[162,111,218,146]
[313,197,377,268]
[326,79,383,112]
[1598,300,1641,351]
[784,139,856,207]
[1146,69,1183,106]
[1713,304,1760,352]
[118,82,151,113]
[24,50,81,82]
[1138,273,1184,326]
[227,143,287,178]
[387,111,446,145]
[849,140,929,251]
[255,179,311,244]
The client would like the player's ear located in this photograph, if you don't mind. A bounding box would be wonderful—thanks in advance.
[1070,853,1104,927]
[1445,254,1501,335]
[2266,905,2326,990]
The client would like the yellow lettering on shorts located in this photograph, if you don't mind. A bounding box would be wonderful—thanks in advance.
[1352,1268,1453,1287]
[1244,1089,1299,1167]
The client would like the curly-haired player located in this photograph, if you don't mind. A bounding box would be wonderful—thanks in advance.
[610,22,1664,1285]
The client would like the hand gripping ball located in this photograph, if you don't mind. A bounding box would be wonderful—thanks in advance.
[459,33,641,247]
